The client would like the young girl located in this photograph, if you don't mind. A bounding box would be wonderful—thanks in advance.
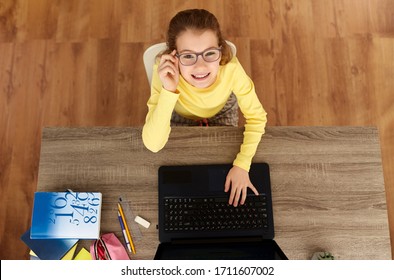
[142,9,267,207]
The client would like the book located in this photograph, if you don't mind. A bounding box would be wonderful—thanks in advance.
[21,228,78,260]
[30,191,102,239]
[73,248,92,260]
[29,244,83,260]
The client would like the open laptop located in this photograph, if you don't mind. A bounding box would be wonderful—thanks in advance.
[154,162,288,260]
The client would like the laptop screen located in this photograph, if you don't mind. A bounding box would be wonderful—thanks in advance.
[154,239,288,260]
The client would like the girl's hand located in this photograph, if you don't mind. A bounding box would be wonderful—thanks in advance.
[157,50,179,93]
[224,166,259,207]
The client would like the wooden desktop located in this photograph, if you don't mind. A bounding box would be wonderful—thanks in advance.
[36,126,391,259]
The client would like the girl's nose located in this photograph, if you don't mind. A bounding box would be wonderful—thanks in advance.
[195,55,206,67]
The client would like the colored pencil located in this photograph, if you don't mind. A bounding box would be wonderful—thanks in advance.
[117,202,136,254]
[117,210,132,253]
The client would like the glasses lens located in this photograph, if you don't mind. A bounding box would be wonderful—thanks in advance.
[179,53,197,66]
[203,49,221,62]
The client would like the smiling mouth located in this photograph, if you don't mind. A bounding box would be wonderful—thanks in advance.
[192,73,210,80]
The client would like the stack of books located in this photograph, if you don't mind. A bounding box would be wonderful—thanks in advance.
[21,191,102,260]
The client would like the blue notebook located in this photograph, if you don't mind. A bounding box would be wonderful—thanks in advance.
[30,191,102,239]
[21,228,78,260]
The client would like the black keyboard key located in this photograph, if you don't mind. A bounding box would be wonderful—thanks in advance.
[163,194,269,232]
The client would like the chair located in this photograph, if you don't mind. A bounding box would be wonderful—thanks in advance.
[143,41,237,85]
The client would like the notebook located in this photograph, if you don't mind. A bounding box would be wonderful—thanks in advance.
[154,162,287,260]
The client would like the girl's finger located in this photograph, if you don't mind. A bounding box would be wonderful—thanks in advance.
[249,183,259,196]
[160,51,177,64]
[159,60,178,75]
[159,66,175,76]
[233,187,242,207]
[240,188,248,205]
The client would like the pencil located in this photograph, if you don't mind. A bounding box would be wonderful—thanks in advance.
[117,210,132,253]
[117,202,136,254]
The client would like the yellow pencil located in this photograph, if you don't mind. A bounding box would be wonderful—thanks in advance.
[117,202,136,254]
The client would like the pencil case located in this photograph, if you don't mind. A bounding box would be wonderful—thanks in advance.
[90,232,130,260]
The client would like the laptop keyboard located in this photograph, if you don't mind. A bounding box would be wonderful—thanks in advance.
[163,194,269,232]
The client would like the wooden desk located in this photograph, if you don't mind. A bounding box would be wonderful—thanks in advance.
[36,126,391,259]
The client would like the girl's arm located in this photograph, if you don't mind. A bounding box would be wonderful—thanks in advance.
[232,66,267,172]
[225,60,267,206]
[142,64,180,152]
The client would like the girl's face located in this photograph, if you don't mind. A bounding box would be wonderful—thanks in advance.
[176,29,221,88]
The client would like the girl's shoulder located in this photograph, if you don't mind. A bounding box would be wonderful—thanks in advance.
[222,56,245,71]
[221,56,247,76]
[225,55,240,66]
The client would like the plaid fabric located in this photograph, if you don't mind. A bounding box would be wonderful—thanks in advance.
[170,93,239,127]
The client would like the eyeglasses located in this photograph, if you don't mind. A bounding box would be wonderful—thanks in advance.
[93,238,112,260]
[176,47,222,66]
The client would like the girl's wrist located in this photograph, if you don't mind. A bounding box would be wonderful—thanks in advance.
[163,86,179,94]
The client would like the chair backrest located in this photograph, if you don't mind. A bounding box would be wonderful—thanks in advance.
[143,41,237,85]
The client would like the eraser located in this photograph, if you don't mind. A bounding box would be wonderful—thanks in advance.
[134,215,150,228]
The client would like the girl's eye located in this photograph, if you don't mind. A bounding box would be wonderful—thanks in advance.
[205,51,216,57]
[182,54,195,60]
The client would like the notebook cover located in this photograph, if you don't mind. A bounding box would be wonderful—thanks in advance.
[73,248,92,260]
[21,228,78,260]
[30,191,102,239]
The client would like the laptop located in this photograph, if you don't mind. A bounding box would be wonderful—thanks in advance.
[154,162,287,260]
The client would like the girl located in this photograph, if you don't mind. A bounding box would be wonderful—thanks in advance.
[142,9,267,207]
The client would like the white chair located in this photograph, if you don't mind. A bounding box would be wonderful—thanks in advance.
[143,41,237,85]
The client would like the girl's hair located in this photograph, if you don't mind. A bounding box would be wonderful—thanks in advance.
[163,9,233,65]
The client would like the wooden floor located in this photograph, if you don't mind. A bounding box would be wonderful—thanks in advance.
[0,0,393,260]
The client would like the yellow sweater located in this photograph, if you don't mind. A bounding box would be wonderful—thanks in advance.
[142,56,267,171]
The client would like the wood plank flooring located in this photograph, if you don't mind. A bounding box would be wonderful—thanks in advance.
[0,0,393,259]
